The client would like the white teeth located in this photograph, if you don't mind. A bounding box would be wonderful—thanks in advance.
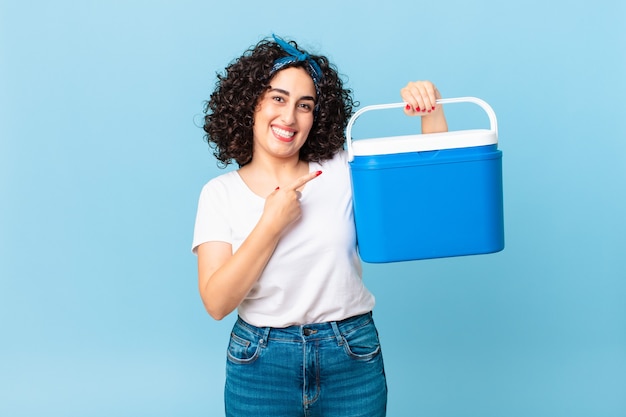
[272,127,295,138]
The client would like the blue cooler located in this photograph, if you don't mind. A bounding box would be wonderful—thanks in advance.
[346,97,504,263]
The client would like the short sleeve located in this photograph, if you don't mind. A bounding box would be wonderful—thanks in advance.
[191,178,232,254]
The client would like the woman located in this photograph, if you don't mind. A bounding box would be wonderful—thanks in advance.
[192,34,448,417]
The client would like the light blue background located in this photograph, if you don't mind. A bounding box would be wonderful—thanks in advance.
[1,0,624,416]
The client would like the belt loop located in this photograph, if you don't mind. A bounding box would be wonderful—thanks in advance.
[330,321,344,346]
[260,326,271,347]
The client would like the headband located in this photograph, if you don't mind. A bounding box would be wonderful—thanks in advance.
[270,34,324,96]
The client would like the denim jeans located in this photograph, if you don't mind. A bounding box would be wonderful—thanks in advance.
[224,312,387,417]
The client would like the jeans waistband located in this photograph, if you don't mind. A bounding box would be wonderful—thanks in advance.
[235,312,373,343]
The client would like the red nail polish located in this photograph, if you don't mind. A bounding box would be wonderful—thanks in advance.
[405,104,411,110]
[432,106,436,110]
[416,106,420,112]
[315,170,322,177]
[275,186,280,190]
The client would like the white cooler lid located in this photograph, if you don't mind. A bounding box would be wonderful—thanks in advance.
[346,98,499,160]
[351,129,497,156]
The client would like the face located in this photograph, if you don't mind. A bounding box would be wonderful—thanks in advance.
[252,66,316,161]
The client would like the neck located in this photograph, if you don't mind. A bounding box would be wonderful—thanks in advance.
[239,155,309,189]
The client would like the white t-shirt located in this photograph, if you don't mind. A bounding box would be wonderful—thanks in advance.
[192,151,375,327]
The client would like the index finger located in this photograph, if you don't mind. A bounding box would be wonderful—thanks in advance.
[288,170,322,191]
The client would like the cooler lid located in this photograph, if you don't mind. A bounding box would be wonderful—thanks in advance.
[351,129,497,156]
[347,97,498,161]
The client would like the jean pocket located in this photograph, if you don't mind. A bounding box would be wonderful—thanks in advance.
[341,320,381,361]
[226,330,262,365]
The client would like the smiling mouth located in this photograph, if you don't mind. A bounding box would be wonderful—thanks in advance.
[272,126,295,140]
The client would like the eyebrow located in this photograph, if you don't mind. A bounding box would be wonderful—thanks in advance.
[268,87,317,103]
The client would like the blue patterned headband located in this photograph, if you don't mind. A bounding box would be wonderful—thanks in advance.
[270,34,324,95]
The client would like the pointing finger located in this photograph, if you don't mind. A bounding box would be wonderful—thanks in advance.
[288,170,322,191]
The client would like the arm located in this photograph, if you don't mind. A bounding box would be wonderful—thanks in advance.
[197,171,321,320]
[400,80,448,134]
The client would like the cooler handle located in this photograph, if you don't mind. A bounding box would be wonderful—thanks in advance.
[346,97,497,162]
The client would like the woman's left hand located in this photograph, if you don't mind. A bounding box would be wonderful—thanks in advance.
[401,80,442,116]
[401,80,448,134]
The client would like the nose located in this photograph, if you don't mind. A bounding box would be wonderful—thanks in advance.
[280,105,297,125]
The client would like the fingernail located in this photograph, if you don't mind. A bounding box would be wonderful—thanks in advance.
[315,170,322,176]
[432,106,436,110]
[275,186,280,190]
[405,104,411,110]
[416,106,420,112]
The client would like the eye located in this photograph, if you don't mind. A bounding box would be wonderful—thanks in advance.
[298,102,314,112]
[272,95,285,103]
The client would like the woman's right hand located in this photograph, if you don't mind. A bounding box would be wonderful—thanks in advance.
[261,170,322,235]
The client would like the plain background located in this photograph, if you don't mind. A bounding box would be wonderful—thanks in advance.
[1,0,624,416]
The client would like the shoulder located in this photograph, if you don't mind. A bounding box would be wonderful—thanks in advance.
[318,150,349,171]
[196,170,244,207]
[311,151,351,191]
[199,170,240,194]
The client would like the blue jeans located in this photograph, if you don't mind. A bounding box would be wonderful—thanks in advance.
[224,312,387,417]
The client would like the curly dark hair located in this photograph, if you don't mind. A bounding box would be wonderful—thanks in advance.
[203,36,356,167]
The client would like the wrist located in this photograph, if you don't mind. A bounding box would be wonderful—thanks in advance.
[421,109,448,134]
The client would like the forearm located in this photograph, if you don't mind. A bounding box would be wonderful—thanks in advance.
[199,218,281,320]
